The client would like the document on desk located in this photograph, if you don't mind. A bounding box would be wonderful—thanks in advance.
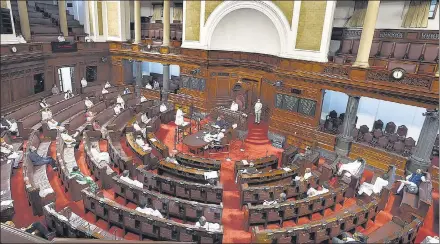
[241,160,249,165]
[204,171,218,179]
[150,138,157,142]
[283,167,292,172]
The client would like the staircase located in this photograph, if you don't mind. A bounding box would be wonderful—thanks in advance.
[244,117,271,145]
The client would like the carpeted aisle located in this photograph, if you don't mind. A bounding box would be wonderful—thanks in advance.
[8,119,439,243]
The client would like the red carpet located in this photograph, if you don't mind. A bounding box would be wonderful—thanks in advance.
[8,118,439,243]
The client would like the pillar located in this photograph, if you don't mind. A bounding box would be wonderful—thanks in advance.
[17,0,31,40]
[134,0,141,44]
[162,0,170,46]
[335,96,360,156]
[352,1,381,69]
[58,0,68,36]
[135,61,142,96]
[162,64,170,101]
[406,109,439,173]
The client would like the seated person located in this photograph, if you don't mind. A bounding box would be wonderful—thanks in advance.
[294,168,312,181]
[85,109,95,122]
[395,169,428,195]
[84,97,94,109]
[230,101,239,111]
[140,95,148,103]
[120,170,143,188]
[135,135,152,152]
[195,216,221,231]
[159,103,167,113]
[145,83,153,89]
[263,193,287,205]
[0,116,18,135]
[135,203,164,218]
[51,84,60,95]
[123,87,131,94]
[64,90,74,100]
[104,81,111,89]
[141,113,151,124]
[57,33,65,42]
[337,158,364,178]
[81,77,88,88]
[153,80,160,90]
[215,129,225,143]
[84,34,92,42]
[421,236,440,244]
[46,118,65,131]
[101,87,109,94]
[214,116,226,129]
[40,98,49,109]
[165,157,179,165]
[1,140,23,169]
[332,232,364,244]
[133,121,146,138]
[4,221,54,241]
[92,119,107,138]
[358,172,389,196]
[114,104,122,115]
[292,146,312,163]
[90,144,110,164]
[116,94,125,109]
[69,166,97,193]
[307,185,329,197]
[60,131,79,148]
[28,146,57,171]
[175,108,187,126]
[41,108,53,121]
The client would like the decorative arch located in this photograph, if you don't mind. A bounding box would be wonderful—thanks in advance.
[203,1,290,55]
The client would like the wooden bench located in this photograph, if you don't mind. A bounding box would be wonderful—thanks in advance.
[158,159,219,184]
[107,131,135,177]
[23,131,55,216]
[43,100,85,139]
[113,175,223,224]
[82,188,223,243]
[137,166,223,204]
[400,172,433,221]
[176,152,221,171]
[366,215,422,243]
[237,164,299,186]
[146,133,169,158]
[126,132,158,170]
[234,155,278,176]
[0,159,14,222]
[5,93,64,122]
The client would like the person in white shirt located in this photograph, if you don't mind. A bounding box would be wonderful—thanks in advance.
[145,83,153,89]
[195,216,221,231]
[120,170,143,188]
[358,173,389,196]
[263,193,286,205]
[215,129,225,142]
[135,203,164,218]
[64,90,74,100]
[254,99,263,124]
[421,236,439,244]
[140,95,148,103]
[41,108,53,121]
[294,168,312,181]
[153,80,159,90]
[40,98,49,109]
[90,144,110,164]
[51,84,60,95]
[80,77,87,88]
[1,116,18,135]
[337,158,364,178]
[57,33,66,42]
[1,141,23,169]
[133,121,146,138]
[159,103,167,113]
[84,34,92,42]
[230,101,239,112]
[104,81,111,89]
[395,169,428,195]
[123,88,130,94]
[84,97,94,109]
[101,87,109,94]
[85,109,95,122]
[141,113,151,125]
[60,131,78,148]
[113,104,122,115]
[174,109,185,126]
[116,95,125,109]
[46,118,64,131]
[17,34,26,43]
[135,135,151,152]
[307,185,329,197]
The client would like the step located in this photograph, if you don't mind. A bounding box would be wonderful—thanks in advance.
[244,139,271,145]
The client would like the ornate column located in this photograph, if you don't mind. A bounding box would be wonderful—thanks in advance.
[352,0,381,68]
[162,64,170,101]
[335,96,360,156]
[17,0,31,40]
[134,0,141,44]
[58,0,68,36]
[162,0,170,47]
[407,109,439,173]
[135,61,142,96]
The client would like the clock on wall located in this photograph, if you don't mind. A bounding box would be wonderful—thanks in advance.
[11,46,17,53]
[391,68,405,81]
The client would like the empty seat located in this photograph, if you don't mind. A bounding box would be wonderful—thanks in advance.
[340,40,353,54]
[351,40,360,55]
[407,43,424,60]
[369,41,380,57]
[379,42,394,58]
[385,122,396,135]
[423,44,439,62]
[393,43,409,59]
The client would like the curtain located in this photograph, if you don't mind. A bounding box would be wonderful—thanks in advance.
[173,6,183,22]
[345,0,368,27]
[152,4,163,22]
[402,0,431,28]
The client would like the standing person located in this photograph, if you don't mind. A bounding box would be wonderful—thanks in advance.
[84,97,94,109]
[254,99,263,124]
[116,94,125,109]
[104,81,111,88]
[28,146,57,171]
[230,101,239,111]
[81,77,88,88]
[51,84,60,95]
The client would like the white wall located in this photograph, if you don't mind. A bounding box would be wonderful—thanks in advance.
[321,90,349,121]
[333,0,439,30]
[141,62,180,78]
[60,67,72,92]
[210,8,281,55]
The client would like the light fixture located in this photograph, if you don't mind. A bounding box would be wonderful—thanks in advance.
[274,80,283,87]
[101,57,107,63]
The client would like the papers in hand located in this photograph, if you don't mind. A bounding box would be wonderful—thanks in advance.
[204,171,218,180]
[241,160,249,165]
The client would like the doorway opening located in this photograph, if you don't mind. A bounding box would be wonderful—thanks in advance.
[33,73,45,94]
[57,66,75,92]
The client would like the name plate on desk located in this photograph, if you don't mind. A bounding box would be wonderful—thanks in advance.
[51,42,78,53]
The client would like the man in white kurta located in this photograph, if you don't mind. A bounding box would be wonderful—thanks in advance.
[40,98,49,109]
[90,144,110,164]
[195,216,221,231]
[1,142,23,168]
[60,131,76,147]
[254,99,262,124]
[41,108,53,121]
[135,205,164,218]
[307,186,329,197]
[133,121,146,138]
[104,81,111,88]
[295,168,312,181]
[64,90,74,100]
[160,103,167,113]
[358,175,389,196]
[58,34,66,42]
[81,77,87,88]
[140,95,148,103]
[141,113,151,124]
[47,118,64,131]
[114,104,122,115]
[145,83,153,89]
[230,101,239,112]
[102,87,109,94]
[1,118,18,135]
[153,81,159,90]
[337,159,364,178]
[116,95,125,109]
[135,135,152,152]
[175,109,185,126]
[84,97,94,109]
[120,170,143,188]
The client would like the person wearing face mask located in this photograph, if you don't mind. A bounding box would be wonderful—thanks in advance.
[395,169,428,195]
